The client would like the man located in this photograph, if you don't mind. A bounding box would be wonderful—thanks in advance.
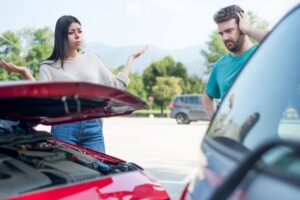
[203,5,268,119]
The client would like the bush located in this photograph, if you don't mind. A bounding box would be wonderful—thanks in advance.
[131,109,170,118]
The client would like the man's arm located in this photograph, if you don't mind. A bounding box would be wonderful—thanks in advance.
[238,12,268,43]
[202,92,215,120]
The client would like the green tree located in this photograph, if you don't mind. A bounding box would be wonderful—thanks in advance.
[0,31,21,56]
[0,31,25,80]
[201,30,228,74]
[143,56,187,95]
[26,27,53,79]
[127,72,147,100]
[112,65,147,101]
[201,11,269,74]
[183,75,205,94]
[152,76,182,114]
[0,27,53,80]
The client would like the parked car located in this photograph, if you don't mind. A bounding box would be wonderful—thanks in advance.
[170,94,209,124]
[180,3,300,200]
[0,81,170,200]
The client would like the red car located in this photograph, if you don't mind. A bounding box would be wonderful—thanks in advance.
[0,81,169,200]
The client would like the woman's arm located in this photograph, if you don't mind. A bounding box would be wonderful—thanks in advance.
[122,45,148,77]
[0,60,35,80]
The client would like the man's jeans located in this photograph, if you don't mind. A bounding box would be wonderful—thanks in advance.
[51,119,105,153]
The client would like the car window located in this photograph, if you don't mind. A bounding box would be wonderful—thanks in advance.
[189,96,200,104]
[174,97,183,103]
[207,6,300,156]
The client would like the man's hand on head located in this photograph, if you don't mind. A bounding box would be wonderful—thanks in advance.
[237,11,252,35]
[237,11,268,42]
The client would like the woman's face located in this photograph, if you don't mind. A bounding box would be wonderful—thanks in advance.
[67,22,82,51]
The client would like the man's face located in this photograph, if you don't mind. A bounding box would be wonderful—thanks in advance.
[217,18,245,52]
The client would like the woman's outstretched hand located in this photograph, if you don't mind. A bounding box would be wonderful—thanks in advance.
[129,45,148,60]
[123,45,148,76]
[0,59,35,80]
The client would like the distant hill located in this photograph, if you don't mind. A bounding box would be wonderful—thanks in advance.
[85,43,207,77]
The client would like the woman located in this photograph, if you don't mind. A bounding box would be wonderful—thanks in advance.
[0,15,147,153]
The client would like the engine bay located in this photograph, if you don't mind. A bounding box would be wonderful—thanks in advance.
[0,120,141,198]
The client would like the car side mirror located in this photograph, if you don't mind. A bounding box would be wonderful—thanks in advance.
[210,140,300,200]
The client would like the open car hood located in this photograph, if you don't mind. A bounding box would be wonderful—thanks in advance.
[0,81,148,125]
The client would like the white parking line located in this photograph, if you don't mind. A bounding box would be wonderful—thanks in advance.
[158,168,198,185]
[159,180,184,184]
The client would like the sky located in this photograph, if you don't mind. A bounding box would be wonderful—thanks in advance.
[1,0,299,50]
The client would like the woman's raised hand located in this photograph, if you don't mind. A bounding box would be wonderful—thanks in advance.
[0,59,35,80]
[129,45,148,60]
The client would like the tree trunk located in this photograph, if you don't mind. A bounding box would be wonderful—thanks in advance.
[160,104,164,115]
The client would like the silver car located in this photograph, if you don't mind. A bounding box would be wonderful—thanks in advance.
[170,94,209,124]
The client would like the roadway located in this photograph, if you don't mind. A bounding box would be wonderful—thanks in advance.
[103,116,209,200]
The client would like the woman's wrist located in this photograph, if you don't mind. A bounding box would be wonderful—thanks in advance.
[21,67,34,80]
[128,55,135,61]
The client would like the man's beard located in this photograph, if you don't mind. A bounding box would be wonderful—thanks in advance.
[224,34,245,53]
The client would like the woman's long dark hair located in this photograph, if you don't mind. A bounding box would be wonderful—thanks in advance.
[46,15,81,68]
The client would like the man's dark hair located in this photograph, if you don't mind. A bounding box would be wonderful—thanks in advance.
[213,5,244,24]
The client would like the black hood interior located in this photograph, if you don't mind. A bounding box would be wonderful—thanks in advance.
[0,81,148,126]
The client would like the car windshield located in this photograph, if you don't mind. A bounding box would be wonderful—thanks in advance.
[207,5,300,151]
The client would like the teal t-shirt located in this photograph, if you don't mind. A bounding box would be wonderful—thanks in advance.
[205,44,258,100]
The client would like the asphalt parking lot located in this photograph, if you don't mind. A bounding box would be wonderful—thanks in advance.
[103,116,209,200]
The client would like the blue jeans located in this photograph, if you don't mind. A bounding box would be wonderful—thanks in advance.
[51,119,105,153]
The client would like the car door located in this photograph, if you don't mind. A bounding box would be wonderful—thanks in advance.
[187,95,204,120]
[185,4,300,200]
